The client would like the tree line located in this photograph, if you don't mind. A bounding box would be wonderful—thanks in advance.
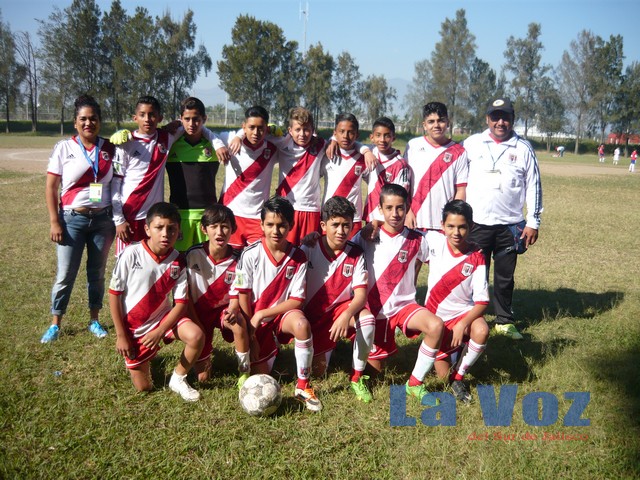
[1,3,639,154]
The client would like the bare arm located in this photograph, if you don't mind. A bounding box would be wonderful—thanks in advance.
[46,174,63,243]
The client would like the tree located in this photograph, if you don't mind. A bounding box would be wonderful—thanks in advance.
[502,23,550,138]
[65,0,102,94]
[360,75,396,125]
[302,43,334,123]
[0,15,25,133]
[611,62,640,154]
[404,59,433,132]
[590,35,624,143]
[536,76,566,151]
[332,52,362,116]
[14,32,38,132]
[100,0,128,126]
[557,30,598,154]
[466,57,497,133]
[218,15,300,115]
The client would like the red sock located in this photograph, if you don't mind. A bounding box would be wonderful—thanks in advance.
[350,370,363,383]
[297,378,310,390]
[408,375,422,387]
[452,372,464,382]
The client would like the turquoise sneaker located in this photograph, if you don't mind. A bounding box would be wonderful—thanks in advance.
[405,381,439,406]
[40,325,60,344]
[350,375,373,403]
[88,320,108,338]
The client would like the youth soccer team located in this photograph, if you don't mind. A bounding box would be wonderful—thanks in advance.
[49,94,492,412]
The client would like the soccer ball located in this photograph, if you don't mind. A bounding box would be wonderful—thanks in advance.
[238,374,282,417]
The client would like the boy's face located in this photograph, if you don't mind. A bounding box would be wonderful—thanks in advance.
[134,103,162,135]
[334,120,358,150]
[321,215,353,250]
[288,120,313,147]
[144,215,179,255]
[423,113,449,144]
[370,125,395,154]
[261,212,291,250]
[441,213,470,251]
[243,116,267,146]
[201,220,232,254]
[181,108,206,139]
[379,194,406,232]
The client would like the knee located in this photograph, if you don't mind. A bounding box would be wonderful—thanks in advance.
[183,323,205,348]
[472,319,490,342]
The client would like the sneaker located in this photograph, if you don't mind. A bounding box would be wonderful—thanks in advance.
[88,319,108,338]
[350,375,372,403]
[494,323,523,340]
[451,380,472,403]
[169,373,201,402]
[236,372,250,390]
[294,386,323,412]
[405,381,439,407]
[40,325,59,344]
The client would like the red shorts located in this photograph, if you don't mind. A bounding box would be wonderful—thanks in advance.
[368,303,427,361]
[116,218,147,256]
[229,216,263,248]
[198,306,235,362]
[251,310,301,365]
[286,211,321,245]
[436,313,470,361]
[307,301,356,357]
[124,316,191,369]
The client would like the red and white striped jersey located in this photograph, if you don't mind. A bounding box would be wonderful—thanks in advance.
[352,226,428,319]
[109,240,188,338]
[321,147,367,222]
[186,242,240,319]
[301,239,368,316]
[363,147,411,222]
[404,137,468,230]
[47,136,115,210]
[230,239,307,312]
[424,231,489,322]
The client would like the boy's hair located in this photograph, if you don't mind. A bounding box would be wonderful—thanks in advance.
[442,199,474,225]
[422,102,448,119]
[335,113,359,131]
[136,95,162,116]
[146,202,181,225]
[245,105,269,122]
[261,196,295,225]
[288,106,314,129]
[180,96,206,116]
[379,183,409,206]
[321,196,356,222]
[74,94,102,121]
[201,204,237,233]
[372,116,395,135]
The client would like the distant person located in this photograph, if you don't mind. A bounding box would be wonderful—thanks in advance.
[463,97,543,341]
[598,144,605,163]
[630,149,637,173]
[613,147,621,165]
[556,145,565,157]
[41,94,116,344]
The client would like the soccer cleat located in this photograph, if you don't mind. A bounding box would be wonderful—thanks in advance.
[294,386,323,412]
[350,375,373,403]
[88,320,108,338]
[451,380,472,404]
[40,325,60,344]
[405,381,439,407]
[109,129,131,145]
[494,323,523,340]
[237,372,250,390]
[169,373,201,402]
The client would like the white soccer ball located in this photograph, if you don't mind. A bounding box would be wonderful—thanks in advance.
[238,374,282,417]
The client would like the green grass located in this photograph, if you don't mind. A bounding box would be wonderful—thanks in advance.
[0,138,639,479]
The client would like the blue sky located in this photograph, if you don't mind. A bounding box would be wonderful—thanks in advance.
[2,0,639,110]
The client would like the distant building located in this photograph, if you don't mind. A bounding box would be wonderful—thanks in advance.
[607,133,640,145]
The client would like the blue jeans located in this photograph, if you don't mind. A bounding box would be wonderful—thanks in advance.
[50,209,115,316]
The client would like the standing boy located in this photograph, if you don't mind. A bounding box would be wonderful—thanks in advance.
[109,202,204,401]
[351,184,443,405]
[629,149,637,173]
[301,196,376,402]
[185,204,250,386]
[404,102,468,231]
[230,196,322,411]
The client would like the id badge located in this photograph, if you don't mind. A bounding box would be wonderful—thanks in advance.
[485,170,502,190]
[89,183,103,203]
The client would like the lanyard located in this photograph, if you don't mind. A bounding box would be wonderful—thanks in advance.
[77,137,102,181]
[485,139,510,170]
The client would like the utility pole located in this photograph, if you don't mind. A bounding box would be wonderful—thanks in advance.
[300,2,309,54]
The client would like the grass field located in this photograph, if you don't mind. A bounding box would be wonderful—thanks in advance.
[0,133,639,479]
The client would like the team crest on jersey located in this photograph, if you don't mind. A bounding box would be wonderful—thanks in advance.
[264,148,272,160]
[204,148,212,157]
[100,151,110,161]
[170,263,180,279]
[385,172,393,182]
[509,154,517,163]
[224,271,234,284]
[158,143,168,154]
[343,263,354,277]
[285,265,295,279]
[354,165,362,176]
[398,250,408,263]
[443,153,452,163]
[461,263,474,277]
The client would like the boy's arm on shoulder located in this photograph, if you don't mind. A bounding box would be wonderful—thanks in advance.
[202,126,230,163]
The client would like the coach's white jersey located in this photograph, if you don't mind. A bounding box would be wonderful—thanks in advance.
[404,137,468,230]
[301,239,368,315]
[321,147,366,222]
[352,226,428,319]
[231,239,307,311]
[109,241,188,337]
[423,231,489,322]
[47,136,115,210]
[363,147,411,222]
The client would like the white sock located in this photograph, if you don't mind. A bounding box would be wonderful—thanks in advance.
[410,342,438,383]
[353,314,375,373]
[235,350,250,373]
[294,337,313,380]
[455,340,486,378]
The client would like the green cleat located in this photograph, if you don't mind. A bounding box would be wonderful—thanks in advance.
[494,323,523,340]
[236,372,250,390]
[350,375,372,403]
[405,381,439,406]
